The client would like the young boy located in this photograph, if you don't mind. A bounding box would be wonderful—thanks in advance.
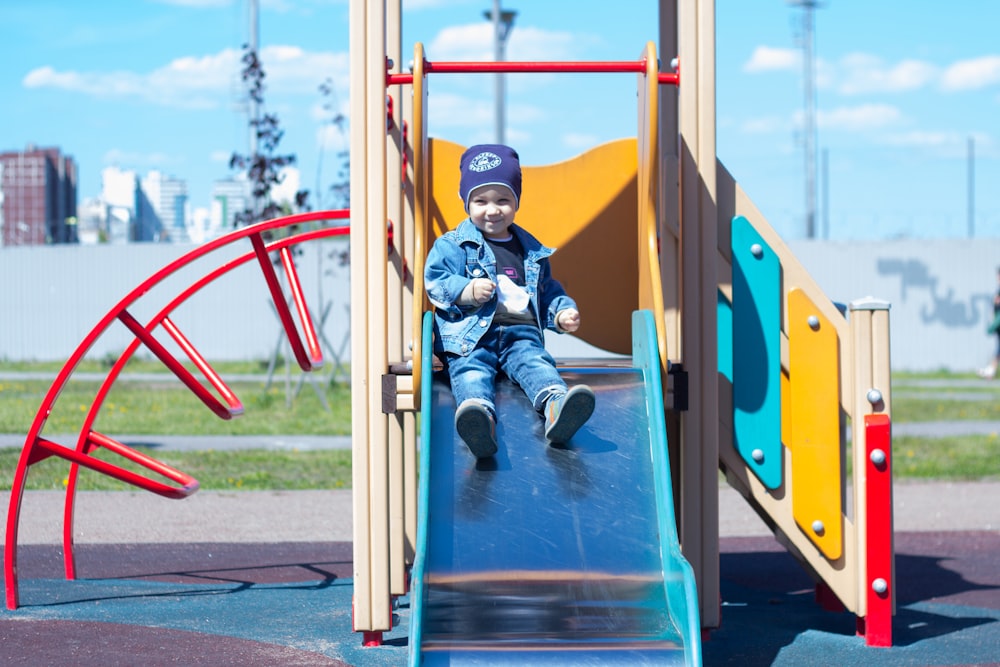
[424,144,596,459]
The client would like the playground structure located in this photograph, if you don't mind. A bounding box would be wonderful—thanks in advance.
[351,0,895,656]
[3,0,894,662]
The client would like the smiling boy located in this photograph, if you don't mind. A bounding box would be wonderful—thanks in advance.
[424,144,595,459]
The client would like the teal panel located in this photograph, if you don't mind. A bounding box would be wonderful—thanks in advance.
[731,216,782,489]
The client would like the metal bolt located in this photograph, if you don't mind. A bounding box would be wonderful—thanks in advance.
[807,315,820,331]
[870,449,886,467]
[871,578,888,595]
[750,243,763,259]
[405,359,413,372]
[812,520,825,535]
[751,448,764,463]
[866,388,883,405]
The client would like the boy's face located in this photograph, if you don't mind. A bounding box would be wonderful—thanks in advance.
[467,185,517,240]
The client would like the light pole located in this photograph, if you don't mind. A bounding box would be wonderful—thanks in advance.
[484,2,516,144]
[968,136,975,238]
[789,0,824,239]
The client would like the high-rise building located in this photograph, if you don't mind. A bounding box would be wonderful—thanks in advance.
[101,166,138,244]
[139,170,188,243]
[0,145,78,246]
[211,176,251,231]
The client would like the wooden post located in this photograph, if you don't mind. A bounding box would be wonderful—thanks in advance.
[677,0,721,631]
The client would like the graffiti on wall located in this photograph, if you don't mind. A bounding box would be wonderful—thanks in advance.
[877,258,993,329]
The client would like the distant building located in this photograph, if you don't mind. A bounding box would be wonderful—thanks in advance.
[211,177,251,231]
[0,144,78,246]
[99,167,190,243]
[139,170,188,243]
[101,166,138,243]
[77,197,107,245]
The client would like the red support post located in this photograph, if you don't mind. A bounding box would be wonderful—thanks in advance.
[861,413,894,647]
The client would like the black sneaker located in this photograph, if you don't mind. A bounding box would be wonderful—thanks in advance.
[544,385,596,443]
[455,400,498,458]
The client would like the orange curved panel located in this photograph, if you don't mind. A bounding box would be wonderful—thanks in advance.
[426,137,639,355]
[787,287,843,560]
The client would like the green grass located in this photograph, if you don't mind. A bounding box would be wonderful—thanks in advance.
[892,433,1000,479]
[0,377,351,436]
[892,396,1000,422]
[3,362,1000,489]
[0,446,352,491]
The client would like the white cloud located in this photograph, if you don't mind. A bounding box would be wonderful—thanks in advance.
[744,46,798,73]
[258,46,350,96]
[741,116,788,134]
[817,104,901,131]
[425,91,494,128]
[941,55,1000,91]
[403,0,460,9]
[151,0,232,7]
[880,130,955,148]
[427,23,581,62]
[315,122,349,153]
[836,53,937,95]
[271,166,301,203]
[22,45,348,110]
[102,148,177,169]
[562,133,600,151]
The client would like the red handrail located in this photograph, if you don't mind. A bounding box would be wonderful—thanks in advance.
[386,58,679,86]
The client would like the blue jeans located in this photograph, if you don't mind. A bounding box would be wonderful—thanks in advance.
[445,323,566,415]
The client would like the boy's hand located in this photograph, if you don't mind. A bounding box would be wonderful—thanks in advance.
[460,278,496,305]
[556,308,581,333]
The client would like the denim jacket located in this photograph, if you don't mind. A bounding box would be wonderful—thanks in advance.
[425,219,576,356]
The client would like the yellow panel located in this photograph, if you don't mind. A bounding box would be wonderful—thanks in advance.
[426,137,640,355]
[787,287,843,560]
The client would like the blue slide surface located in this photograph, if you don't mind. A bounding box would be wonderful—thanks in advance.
[409,311,701,666]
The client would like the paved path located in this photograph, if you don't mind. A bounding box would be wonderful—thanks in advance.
[3,479,997,547]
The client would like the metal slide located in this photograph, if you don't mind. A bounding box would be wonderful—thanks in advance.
[409,311,701,666]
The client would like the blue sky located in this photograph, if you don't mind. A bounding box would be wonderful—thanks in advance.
[3,0,998,241]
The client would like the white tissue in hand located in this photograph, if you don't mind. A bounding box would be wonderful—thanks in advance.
[496,274,530,313]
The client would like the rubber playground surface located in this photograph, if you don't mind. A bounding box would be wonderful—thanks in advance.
[1,485,998,666]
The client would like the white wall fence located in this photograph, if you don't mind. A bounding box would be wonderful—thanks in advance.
[0,239,353,371]
[1,238,998,372]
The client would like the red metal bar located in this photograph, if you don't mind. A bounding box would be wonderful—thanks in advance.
[38,435,199,500]
[161,316,245,415]
[861,413,894,647]
[5,210,350,610]
[250,232,314,371]
[427,59,648,73]
[117,310,234,420]
[386,59,680,86]
[280,246,325,369]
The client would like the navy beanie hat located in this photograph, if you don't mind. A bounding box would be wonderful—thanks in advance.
[458,144,522,212]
